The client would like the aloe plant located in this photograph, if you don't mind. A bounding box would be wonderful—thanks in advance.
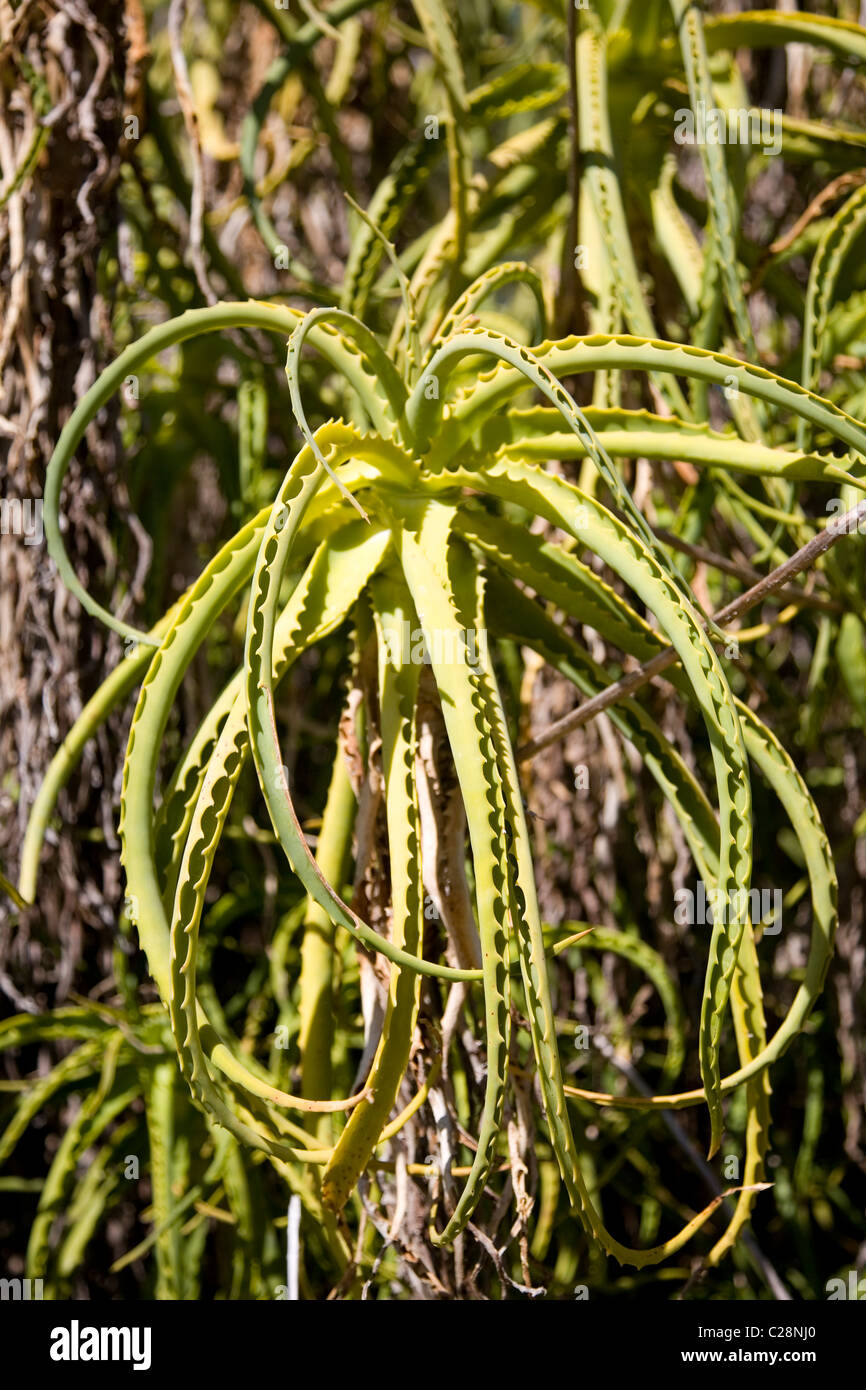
[20,215,864,1265]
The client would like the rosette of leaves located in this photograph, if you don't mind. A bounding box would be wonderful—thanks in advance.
[19,243,861,1265]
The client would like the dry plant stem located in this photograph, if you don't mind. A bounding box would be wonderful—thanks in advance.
[611,511,843,615]
[748,170,866,292]
[770,171,866,257]
[519,499,866,762]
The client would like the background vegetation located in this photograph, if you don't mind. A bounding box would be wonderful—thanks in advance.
[1,0,865,1300]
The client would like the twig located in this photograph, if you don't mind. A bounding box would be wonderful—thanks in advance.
[519,499,866,762]
[466,1221,544,1298]
[771,170,866,256]
[748,169,866,293]
[607,505,843,614]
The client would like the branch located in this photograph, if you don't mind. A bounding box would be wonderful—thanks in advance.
[518,499,866,762]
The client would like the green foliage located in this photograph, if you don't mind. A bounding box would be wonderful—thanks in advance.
[4,0,866,1301]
